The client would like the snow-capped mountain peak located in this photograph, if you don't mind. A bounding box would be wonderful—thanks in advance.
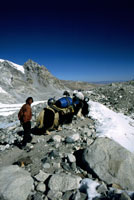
[0,59,65,104]
[0,59,24,74]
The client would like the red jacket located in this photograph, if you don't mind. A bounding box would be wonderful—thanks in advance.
[18,103,32,123]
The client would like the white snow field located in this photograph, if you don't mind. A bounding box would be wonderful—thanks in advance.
[0,101,47,116]
[88,100,134,153]
[0,59,25,74]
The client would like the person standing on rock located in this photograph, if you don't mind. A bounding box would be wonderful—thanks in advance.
[18,97,33,148]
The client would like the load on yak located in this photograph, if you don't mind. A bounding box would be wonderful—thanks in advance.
[36,91,89,135]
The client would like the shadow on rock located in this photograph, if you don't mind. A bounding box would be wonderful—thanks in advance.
[74,149,99,179]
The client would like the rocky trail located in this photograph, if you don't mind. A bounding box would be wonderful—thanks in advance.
[0,117,93,169]
[0,106,134,200]
[0,112,98,200]
[1,81,134,200]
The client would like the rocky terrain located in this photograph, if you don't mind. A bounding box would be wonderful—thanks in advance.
[0,59,66,104]
[87,81,134,118]
[0,59,134,200]
[1,102,134,200]
[60,80,100,91]
[0,81,134,199]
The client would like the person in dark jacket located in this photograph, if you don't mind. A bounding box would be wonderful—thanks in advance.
[18,97,33,147]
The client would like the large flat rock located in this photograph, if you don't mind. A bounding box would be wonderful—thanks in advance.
[83,137,134,190]
[0,165,33,200]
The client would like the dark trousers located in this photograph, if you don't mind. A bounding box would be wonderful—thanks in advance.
[22,121,32,146]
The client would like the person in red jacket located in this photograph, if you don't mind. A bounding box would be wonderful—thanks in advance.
[18,97,33,147]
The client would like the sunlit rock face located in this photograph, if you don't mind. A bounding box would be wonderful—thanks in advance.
[0,59,66,103]
[83,137,134,191]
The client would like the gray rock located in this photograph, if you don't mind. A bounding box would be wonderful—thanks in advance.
[120,192,131,200]
[52,162,61,169]
[97,182,108,194]
[49,150,60,159]
[70,162,77,171]
[83,128,92,137]
[0,144,10,151]
[43,163,51,169]
[48,173,82,192]
[43,197,48,200]
[61,162,72,171]
[47,190,63,200]
[89,81,134,116]
[67,153,76,163]
[0,127,22,146]
[65,133,80,143]
[0,165,33,200]
[31,193,44,200]
[70,190,81,200]
[34,170,50,182]
[62,191,73,200]
[79,192,88,200]
[52,135,62,143]
[83,137,134,190]
[86,138,94,146]
[36,182,46,193]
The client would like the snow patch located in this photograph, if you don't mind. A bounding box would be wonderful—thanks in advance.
[0,100,47,116]
[88,100,134,153]
[0,59,5,62]
[0,87,7,94]
[0,121,19,129]
[79,178,100,200]
[0,59,25,74]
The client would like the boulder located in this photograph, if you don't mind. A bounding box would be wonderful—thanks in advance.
[34,170,50,182]
[83,137,134,190]
[0,165,33,200]
[67,153,76,163]
[52,135,62,143]
[36,182,46,193]
[47,190,62,200]
[65,133,80,143]
[48,173,81,192]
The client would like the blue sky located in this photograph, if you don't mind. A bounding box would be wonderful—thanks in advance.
[0,0,134,82]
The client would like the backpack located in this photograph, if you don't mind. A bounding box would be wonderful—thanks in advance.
[55,97,73,108]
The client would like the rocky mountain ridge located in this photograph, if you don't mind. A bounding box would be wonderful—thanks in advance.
[0,59,66,104]
[0,59,102,104]
[60,80,100,91]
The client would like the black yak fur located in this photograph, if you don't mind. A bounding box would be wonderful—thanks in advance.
[35,96,89,134]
